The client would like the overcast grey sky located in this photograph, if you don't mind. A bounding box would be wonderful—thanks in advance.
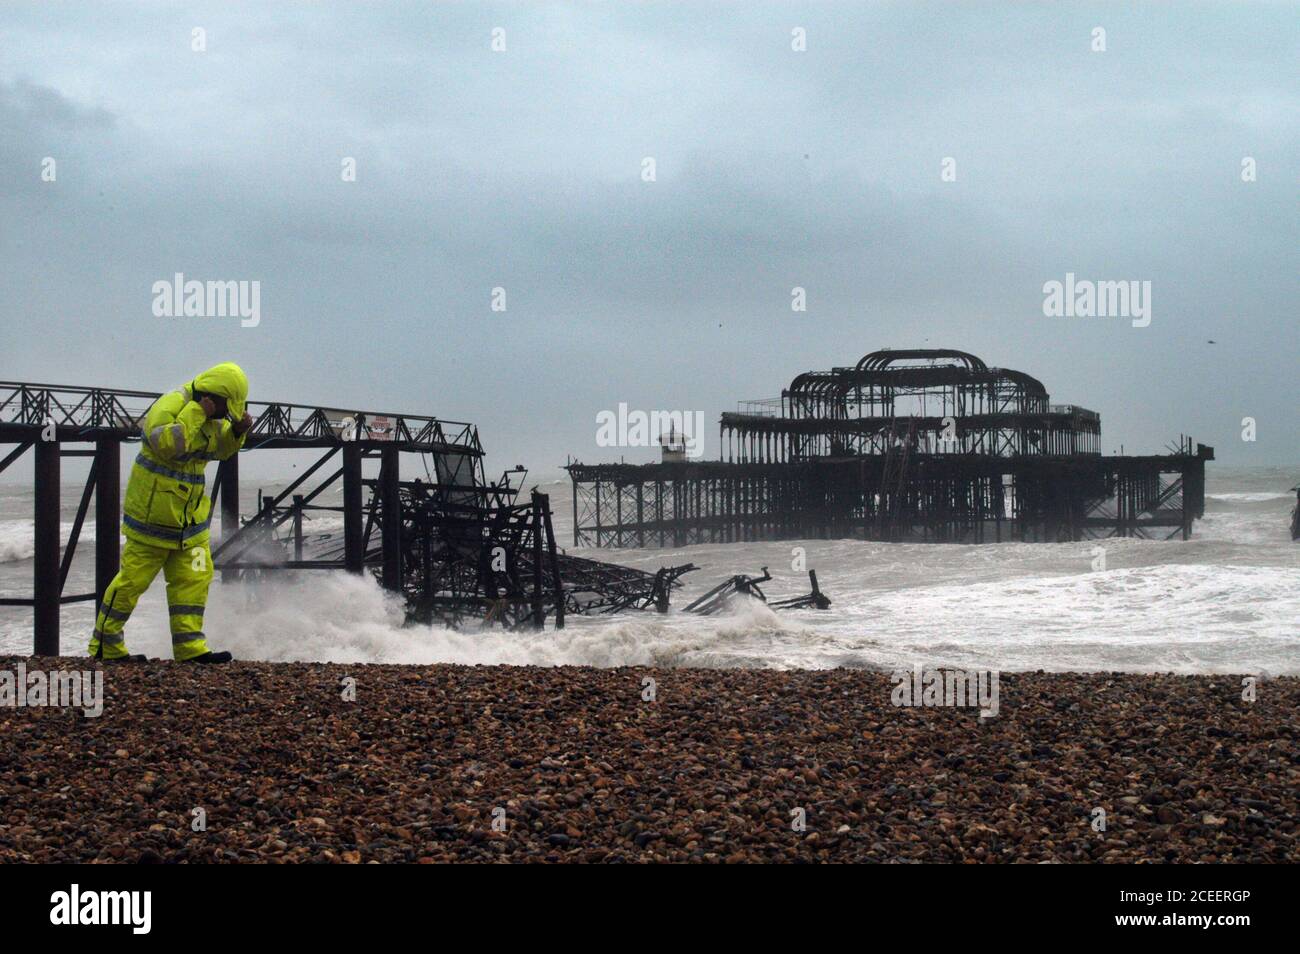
[2,1,1296,481]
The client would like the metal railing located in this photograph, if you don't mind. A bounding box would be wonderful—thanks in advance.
[1048,404,1101,422]
[0,381,482,455]
[734,399,783,418]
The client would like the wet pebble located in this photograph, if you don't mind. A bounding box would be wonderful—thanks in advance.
[0,657,1294,863]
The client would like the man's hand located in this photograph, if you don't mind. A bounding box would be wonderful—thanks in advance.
[232,412,254,436]
[199,396,218,418]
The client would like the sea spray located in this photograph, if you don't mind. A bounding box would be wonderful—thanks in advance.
[131,572,815,668]
[0,520,98,564]
[1,471,1297,673]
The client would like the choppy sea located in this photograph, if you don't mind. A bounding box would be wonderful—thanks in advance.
[1,465,1296,674]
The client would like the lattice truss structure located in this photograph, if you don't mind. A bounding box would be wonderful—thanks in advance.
[567,350,1212,548]
[0,380,686,653]
[722,350,1101,463]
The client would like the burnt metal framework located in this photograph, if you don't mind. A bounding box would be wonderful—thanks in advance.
[0,379,484,654]
[676,566,828,613]
[0,380,503,654]
[725,349,1100,463]
[568,350,1212,547]
[2,380,689,654]
[286,474,688,628]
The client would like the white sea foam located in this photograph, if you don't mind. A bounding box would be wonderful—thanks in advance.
[0,521,34,564]
[35,556,1288,675]
[0,520,98,564]
[1207,492,1294,502]
[1,473,1297,673]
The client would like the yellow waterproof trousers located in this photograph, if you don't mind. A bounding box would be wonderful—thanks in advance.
[88,537,214,661]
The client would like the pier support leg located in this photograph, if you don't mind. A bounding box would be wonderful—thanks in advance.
[217,452,239,582]
[343,445,364,574]
[380,447,402,592]
[531,491,544,630]
[94,437,120,610]
[539,492,564,630]
[571,477,579,549]
[33,440,60,656]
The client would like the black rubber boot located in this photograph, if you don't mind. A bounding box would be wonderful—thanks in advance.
[100,654,149,664]
[186,651,233,664]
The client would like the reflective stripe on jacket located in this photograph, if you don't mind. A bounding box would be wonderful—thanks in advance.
[122,384,246,549]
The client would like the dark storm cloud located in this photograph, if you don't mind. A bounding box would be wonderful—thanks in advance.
[1,1,1296,479]
[0,78,114,131]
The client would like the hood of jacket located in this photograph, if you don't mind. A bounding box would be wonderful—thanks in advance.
[192,362,248,421]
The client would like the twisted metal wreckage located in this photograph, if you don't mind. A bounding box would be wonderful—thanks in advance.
[568,349,1214,547]
[5,348,1214,654]
[0,380,827,655]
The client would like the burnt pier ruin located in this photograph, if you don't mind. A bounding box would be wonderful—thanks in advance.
[567,349,1213,547]
[0,380,683,655]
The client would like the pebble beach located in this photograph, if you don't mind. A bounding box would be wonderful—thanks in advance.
[0,659,1295,863]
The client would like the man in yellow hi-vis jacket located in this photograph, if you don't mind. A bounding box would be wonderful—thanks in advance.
[88,363,254,664]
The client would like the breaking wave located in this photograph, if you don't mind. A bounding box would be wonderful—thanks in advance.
[0,520,97,564]
[1,470,1296,673]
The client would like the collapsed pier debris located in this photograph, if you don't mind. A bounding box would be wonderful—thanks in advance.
[568,349,1214,547]
[768,570,832,610]
[599,563,698,614]
[0,381,680,653]
[683,567,832,615]
[683,567,773,616]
